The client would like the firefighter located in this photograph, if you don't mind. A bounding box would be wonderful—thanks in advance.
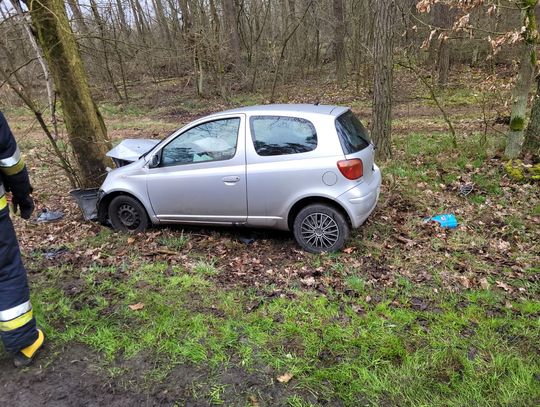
[0,111,44,367]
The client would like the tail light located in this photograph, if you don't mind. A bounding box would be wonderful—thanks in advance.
[337,159,363,180]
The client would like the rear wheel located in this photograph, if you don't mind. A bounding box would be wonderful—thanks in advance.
[108,195,149,233]
[293,204,349,253]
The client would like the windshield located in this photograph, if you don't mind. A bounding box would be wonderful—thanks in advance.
[140,129,176,159]
[335,110,371,154]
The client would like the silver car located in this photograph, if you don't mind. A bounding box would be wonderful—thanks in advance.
[98,104,381,253]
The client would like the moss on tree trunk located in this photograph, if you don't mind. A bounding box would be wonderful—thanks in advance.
[24,0,113,188]
[505,1,538,159]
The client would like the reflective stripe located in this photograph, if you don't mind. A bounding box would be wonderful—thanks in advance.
[0,301,32,322]
[1,159,25,176]
[0,146,21,167]
[0,146,25,176]
[0,310,33,332]
[0,183,5,210]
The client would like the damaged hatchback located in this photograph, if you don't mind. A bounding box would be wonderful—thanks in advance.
[98,104,381,253]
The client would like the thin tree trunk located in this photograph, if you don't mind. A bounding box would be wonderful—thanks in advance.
[89,0,123,101]
[333,0,346,88]
[115,0,130,35]
[10,0,58,139]
[222,0,241,63]
[153,0,173,46]
[24,0,113,188]
[371,0,395,160]
[433,3,452,88]
[66,0,90,35]
[270,1,313,102]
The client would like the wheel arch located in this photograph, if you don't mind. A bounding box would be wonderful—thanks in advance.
[98,190,153,225]
[287,196,352,231]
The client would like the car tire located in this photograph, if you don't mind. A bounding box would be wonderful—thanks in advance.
[108,195,150,233]
[293,204,349,253]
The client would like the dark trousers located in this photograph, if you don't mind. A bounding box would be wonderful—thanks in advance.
[0,206,37,353]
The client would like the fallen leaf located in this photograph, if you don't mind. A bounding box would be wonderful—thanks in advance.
[496,281,511,291]
[480,277,490,290]
[128,302,145,311]
[342,247,355,254]
[301,276,316,286]
[459,276,471,288]
[352,304,365,314]
[277,372,293,383]
[248,395,260,407]
[127,237,135,244]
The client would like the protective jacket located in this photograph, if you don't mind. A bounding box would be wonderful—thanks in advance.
[0,111,38,354]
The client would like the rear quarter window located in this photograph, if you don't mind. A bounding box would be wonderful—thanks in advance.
[335,110,370,154]
[250,116,317,156]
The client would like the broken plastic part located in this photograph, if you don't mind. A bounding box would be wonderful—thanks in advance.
[238,235,256,244]
[36,209,64,223]
[69,188,99,221]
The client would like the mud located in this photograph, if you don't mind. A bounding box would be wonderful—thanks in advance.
[0,343,327,406]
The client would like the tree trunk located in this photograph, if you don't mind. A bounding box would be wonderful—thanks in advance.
[433,3,452,88]
[153,0,173,46]
[10,0,57,139]
[222,0,241,63]
[115,0,130,35]
[131,0,149,37]
[333,0,347,88]
[524,75,540,156]
[506,0,537,161]
[371,0,395,160]
[24,0,113,188]
[66,0,89,35]
[506,43,535,159]
[89,0,124,101]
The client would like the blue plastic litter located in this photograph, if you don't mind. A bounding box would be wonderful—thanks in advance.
[424,214,458,229]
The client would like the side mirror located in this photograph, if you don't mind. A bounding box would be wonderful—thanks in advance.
[149,154,161,168]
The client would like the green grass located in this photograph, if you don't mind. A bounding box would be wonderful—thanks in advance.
[158,230,190,250]
[25,259,540,406]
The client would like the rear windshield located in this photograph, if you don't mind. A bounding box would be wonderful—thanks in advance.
[335,110,370,154]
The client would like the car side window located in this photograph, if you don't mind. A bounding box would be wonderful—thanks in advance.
[160,118,240,167]
[250,116,317,156]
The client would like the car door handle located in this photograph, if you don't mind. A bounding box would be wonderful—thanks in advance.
[222,176,240,185]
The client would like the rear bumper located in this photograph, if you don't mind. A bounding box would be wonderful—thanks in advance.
[336,165,381,228]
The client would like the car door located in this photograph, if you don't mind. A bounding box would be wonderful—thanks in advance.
[245,114,328,228]
[146,115,247,224]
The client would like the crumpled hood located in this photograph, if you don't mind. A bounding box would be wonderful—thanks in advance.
[106,139,160,163]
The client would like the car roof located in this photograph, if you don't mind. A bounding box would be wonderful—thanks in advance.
[218,104,349,117]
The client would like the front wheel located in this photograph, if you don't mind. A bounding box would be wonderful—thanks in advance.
[293,204,349,253]
[108,195,149,233]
